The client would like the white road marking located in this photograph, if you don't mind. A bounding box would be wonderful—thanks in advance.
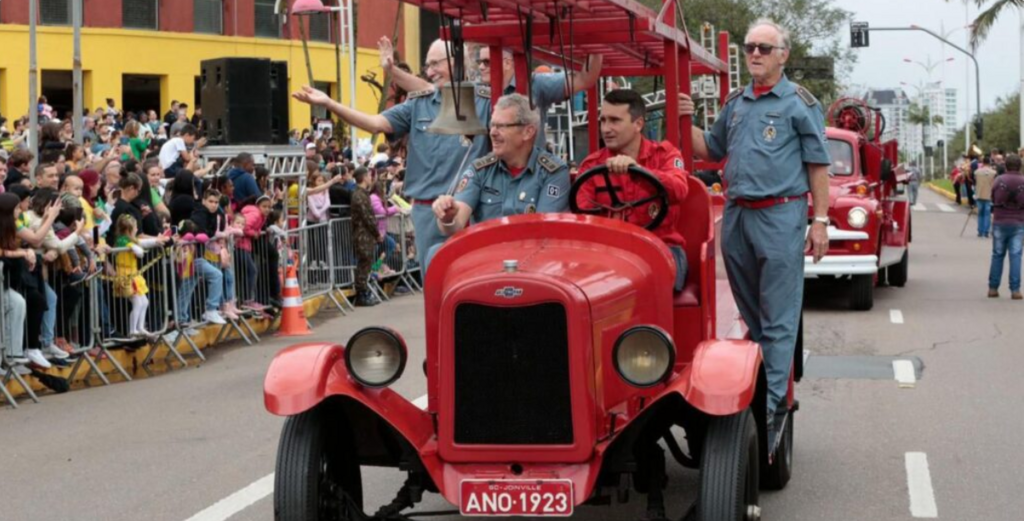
[184,473,274,521]
[912,203,928,212]
[905,452,939,518]
[937,203,957,213]
[893,359,917,388]
[412,394,429,410]
[803,349,811,366]
[890,309,904,324]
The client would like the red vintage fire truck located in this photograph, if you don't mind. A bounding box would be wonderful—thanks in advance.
[265,1,800,520]
[806,99,911,310]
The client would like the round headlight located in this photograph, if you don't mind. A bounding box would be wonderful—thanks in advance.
[344,327,407,388]
[613,326,675,388]
[847,207,869,229]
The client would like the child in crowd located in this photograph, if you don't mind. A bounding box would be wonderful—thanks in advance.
[190,189,241,322]
[172,220,207,336]
[112,214,158,338]
[237,196,273,310]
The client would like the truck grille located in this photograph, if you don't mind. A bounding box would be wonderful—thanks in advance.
[453,303,574,445]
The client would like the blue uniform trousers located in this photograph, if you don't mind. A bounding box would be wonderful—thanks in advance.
[722,199,807,415]
[411,204,448,275]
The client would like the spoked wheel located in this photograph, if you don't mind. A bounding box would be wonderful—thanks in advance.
[760,411,794,490]
[698,409,760,521]
[275,406,363,521]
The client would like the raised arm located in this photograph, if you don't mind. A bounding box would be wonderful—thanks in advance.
[379,36,433,93]
[293,86,393,135]
[566,55,603,96]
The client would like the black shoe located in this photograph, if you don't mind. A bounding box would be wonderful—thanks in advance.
[354,292,379,307]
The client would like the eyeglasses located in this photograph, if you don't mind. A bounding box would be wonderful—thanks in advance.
[743,43,784,55]
[477,59,491,68]
[424,59,446,70]
[491,122,525,131]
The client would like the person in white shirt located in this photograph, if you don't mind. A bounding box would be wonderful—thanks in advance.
[158,124,205,177]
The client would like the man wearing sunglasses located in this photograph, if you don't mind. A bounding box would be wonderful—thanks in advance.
[678,19,831,447]
[294,38,494,270]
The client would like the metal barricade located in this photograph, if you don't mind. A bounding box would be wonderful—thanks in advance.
[375,212,421,295]
[92,243,190,375]
[209,237,259,346]
[285,222,347,313]
[0,261,39,408]
[329,217,358,309]
[65,256,133,386]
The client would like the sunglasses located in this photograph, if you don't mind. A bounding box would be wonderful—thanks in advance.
[743,43,784,55]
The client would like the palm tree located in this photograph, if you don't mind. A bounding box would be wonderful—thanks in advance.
[907,102,946,178]
[962,0,1023,49]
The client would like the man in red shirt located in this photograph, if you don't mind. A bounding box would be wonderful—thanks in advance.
[577,89,690,290]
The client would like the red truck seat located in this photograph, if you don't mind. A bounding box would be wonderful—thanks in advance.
[672,176,712,308]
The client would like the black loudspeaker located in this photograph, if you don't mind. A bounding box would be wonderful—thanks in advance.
[269,61,290,145]
[201,58,273,145]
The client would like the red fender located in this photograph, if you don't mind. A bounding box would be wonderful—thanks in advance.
[670,339,763,416]
[263,343,435,448]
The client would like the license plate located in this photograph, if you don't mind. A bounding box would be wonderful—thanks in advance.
[460,479,573,517]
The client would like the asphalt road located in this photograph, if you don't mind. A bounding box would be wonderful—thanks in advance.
[2,187,1022,521]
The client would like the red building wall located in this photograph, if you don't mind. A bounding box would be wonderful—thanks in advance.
[161,0,194,33]
[0,0,403,48]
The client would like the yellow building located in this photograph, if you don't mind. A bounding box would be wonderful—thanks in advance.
[0,0,422,137]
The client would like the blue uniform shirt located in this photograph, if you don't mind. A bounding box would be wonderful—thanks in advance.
[506,74,569,149]
[704,75,831,200]
[381,85,493,200]
[454,147,570,222]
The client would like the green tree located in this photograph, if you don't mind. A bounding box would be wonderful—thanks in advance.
[907,102,945,169]
[959,0,1024,48]
[634,0,855,104]
[947,93,1021,163]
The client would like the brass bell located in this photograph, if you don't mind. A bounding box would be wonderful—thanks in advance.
[968,143,984,159]
[427,82,487,136]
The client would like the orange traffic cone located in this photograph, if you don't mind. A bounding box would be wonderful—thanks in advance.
[278,264,312,336]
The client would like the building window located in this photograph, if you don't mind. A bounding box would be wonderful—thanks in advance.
[194,0,223,35]
[40,0,72,25]
[307,9,332,42]
[254,0,281,38]
[123,0,158,30]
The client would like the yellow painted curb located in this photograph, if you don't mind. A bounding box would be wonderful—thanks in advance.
[4,289,355,400]
[927,182,958,203]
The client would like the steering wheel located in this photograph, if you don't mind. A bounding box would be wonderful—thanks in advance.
[569,164,670,231]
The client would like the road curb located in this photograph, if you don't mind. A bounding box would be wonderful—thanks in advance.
[927,182,958,203]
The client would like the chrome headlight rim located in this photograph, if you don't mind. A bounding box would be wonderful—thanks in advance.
[612,325,676,388]
[847,207,869,229]
[344,326,408,388]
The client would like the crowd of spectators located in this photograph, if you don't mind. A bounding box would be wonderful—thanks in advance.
[0,98,412,377]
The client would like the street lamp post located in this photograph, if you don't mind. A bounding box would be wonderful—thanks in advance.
[291,0,358,154]
[73,0,83,145]
[903,56,954,179]
[29,0,39,174]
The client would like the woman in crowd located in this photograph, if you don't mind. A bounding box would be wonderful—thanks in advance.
[169,169,199,227]
[125,120,150,161]
[0,193,38,366]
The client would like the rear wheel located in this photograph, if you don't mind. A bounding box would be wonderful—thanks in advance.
[887,250,909,288]
[849,274,874,311]
[275,406,363,521]
[698,409,760,521]
[760,411,794,490]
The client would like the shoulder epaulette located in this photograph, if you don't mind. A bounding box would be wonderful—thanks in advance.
[472,153,498,170]
[794,85,819,107]
[407,88,434,99]
[537,153,563,173]
[476,85,492,98]
[725,88,744,104]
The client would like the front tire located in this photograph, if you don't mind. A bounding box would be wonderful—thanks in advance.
[849,274,874,311]
[698,409,760,521]
[887,250,909,288]
[275,406,363,521]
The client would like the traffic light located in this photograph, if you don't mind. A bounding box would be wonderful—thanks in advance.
[973,117,984,141]
[851,22,870,48]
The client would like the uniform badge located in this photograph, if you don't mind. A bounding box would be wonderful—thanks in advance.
[648,203,660,219]
[456,178,470,194]
[547,184,560,197]
[526,204,537,214]
[763,124,777,143]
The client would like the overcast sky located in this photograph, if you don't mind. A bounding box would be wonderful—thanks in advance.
[833,0,1021,124]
